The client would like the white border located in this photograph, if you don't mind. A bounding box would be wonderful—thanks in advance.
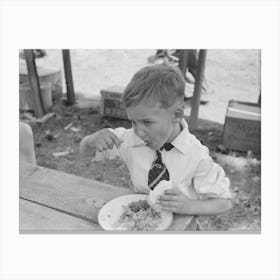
[1,1,280,280]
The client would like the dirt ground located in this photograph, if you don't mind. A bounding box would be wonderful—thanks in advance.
[21,49,261,231]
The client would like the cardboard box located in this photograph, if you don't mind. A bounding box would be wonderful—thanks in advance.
[222,100,261,153]
[100,85,127,119]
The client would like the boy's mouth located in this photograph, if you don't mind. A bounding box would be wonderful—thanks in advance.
[143,139,162,150]
[131,140,151,148]
[144,140,152,146]
[145,140,159,150]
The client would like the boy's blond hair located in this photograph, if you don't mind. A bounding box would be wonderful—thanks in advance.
[123,64,185,108]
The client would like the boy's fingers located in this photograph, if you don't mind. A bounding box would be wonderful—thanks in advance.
[95,142,104,152]
[103,136,115,150]
[160,206,177,213]
[98,138,109,150]
[109,132,123,148]
[164,189,180,195]
[160,200,179,208]
[159,200,180,213]
[159,194,178,201]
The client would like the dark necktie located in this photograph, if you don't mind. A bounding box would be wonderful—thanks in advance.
[148,143,174,190]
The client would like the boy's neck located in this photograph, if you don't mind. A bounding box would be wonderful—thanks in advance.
[167,122,182,143]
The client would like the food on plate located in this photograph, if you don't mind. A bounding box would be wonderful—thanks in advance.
[148,180,172,208]
[118,199,162,230]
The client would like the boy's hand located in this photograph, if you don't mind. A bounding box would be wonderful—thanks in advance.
[91,129,123,151]
[79,129,123,157]
[158,188,195,215]
[159,189,233,216]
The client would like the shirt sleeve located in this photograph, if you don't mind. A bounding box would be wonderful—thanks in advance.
[93,127,127,162]
[193,157,232,200]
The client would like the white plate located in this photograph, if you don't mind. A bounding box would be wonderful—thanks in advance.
[98,194,173,231]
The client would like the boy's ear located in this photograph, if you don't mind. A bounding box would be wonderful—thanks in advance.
[173,108,184,122]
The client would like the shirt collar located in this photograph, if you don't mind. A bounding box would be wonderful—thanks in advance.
[170,119,190,154]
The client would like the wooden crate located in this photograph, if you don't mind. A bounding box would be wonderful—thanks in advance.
[100,85,127,119]
[222,100,261,153]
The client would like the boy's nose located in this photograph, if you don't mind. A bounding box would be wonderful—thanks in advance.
[133,124,146,139]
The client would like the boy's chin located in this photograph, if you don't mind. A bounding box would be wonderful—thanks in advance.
[146,142,156,150]
[148,143,162,151]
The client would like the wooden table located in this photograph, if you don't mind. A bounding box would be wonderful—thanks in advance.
[19,163,195,232]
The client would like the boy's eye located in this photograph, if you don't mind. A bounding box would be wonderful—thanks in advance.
[143,120,153,126]
[130,120,153,126]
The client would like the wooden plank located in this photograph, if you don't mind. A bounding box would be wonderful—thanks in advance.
[62,49,75,104]
[24,49,45,117]
[19,199,102,231]
[19,163,134,224]
[19,163,194,231]
[189,50,207,130]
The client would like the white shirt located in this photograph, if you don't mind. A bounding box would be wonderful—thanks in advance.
[94,120,232,200]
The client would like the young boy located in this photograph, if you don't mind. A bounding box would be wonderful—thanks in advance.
[79,64,232,216]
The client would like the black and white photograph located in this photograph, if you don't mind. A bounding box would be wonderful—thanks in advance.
[19,49,261,232]
[1,1,280,280]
